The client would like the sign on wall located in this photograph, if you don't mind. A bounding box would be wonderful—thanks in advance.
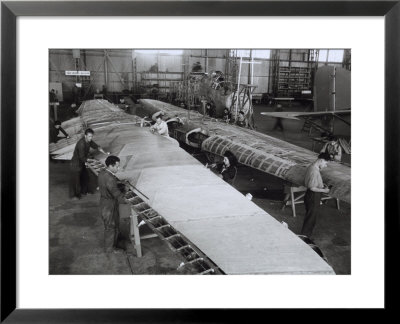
[65,70,91,76]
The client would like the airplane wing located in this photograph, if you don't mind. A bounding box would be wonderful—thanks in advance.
[49,99,334,275]
[139,99,351,204]
[260,110,351,120]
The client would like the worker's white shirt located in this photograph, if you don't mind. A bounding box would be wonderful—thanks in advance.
[151,120,169,137]
[304,164,324,190]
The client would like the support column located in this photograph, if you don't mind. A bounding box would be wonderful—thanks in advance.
[248,49,253,85]
[104,50,108,92]
[205,49,208,73]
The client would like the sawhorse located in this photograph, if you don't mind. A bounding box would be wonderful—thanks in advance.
[129,206,157,257]
[282,185,307,217]
[282,185,340,217]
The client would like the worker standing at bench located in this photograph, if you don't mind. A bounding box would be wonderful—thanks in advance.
[98,155,129,254]
[301,152,332,238]
[69,128,109,200]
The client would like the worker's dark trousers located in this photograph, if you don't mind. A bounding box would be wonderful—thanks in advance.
[69,168,82,198]
[104,226,121,252]
[79,167,90,195]
[69,167,89,198]
[69,168,95,198]
[273,118,284,131]
[103,203,121,252]
[301,190,321,238]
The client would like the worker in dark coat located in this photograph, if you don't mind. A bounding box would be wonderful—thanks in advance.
[69,128,108,200]
[49,89,58,103]
[272,104,284,131]
[49,89,59,120]
[210,150,238,184]
[50,120,70,143]
[98,155,128,253]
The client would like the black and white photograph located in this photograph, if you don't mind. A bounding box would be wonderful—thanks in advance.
[3,2,393,317]
[49,48,351,275]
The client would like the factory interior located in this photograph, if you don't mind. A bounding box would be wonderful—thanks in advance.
[49,49,351,275]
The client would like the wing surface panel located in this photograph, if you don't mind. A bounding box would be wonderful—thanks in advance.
[175,214,334,274]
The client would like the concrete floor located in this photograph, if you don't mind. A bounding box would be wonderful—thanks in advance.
[49,101,350,275]
[49,160,201,275]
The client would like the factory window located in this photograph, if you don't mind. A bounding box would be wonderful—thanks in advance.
[318,49,344,63]
[159,50,184,55]
[253,50,270,59]
[230,49,251,57]
[230,49,270,59]
[135,50,183,55]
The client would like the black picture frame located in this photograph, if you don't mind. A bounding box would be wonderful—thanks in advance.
[1,0,398,322]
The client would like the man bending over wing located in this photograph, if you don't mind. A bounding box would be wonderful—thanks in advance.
[150,114,170,137]
[301,152,331,238]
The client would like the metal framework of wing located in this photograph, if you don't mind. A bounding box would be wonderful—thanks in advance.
[139,99,351,204]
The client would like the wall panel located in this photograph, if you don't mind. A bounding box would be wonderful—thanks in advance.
[49,49,345,101]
